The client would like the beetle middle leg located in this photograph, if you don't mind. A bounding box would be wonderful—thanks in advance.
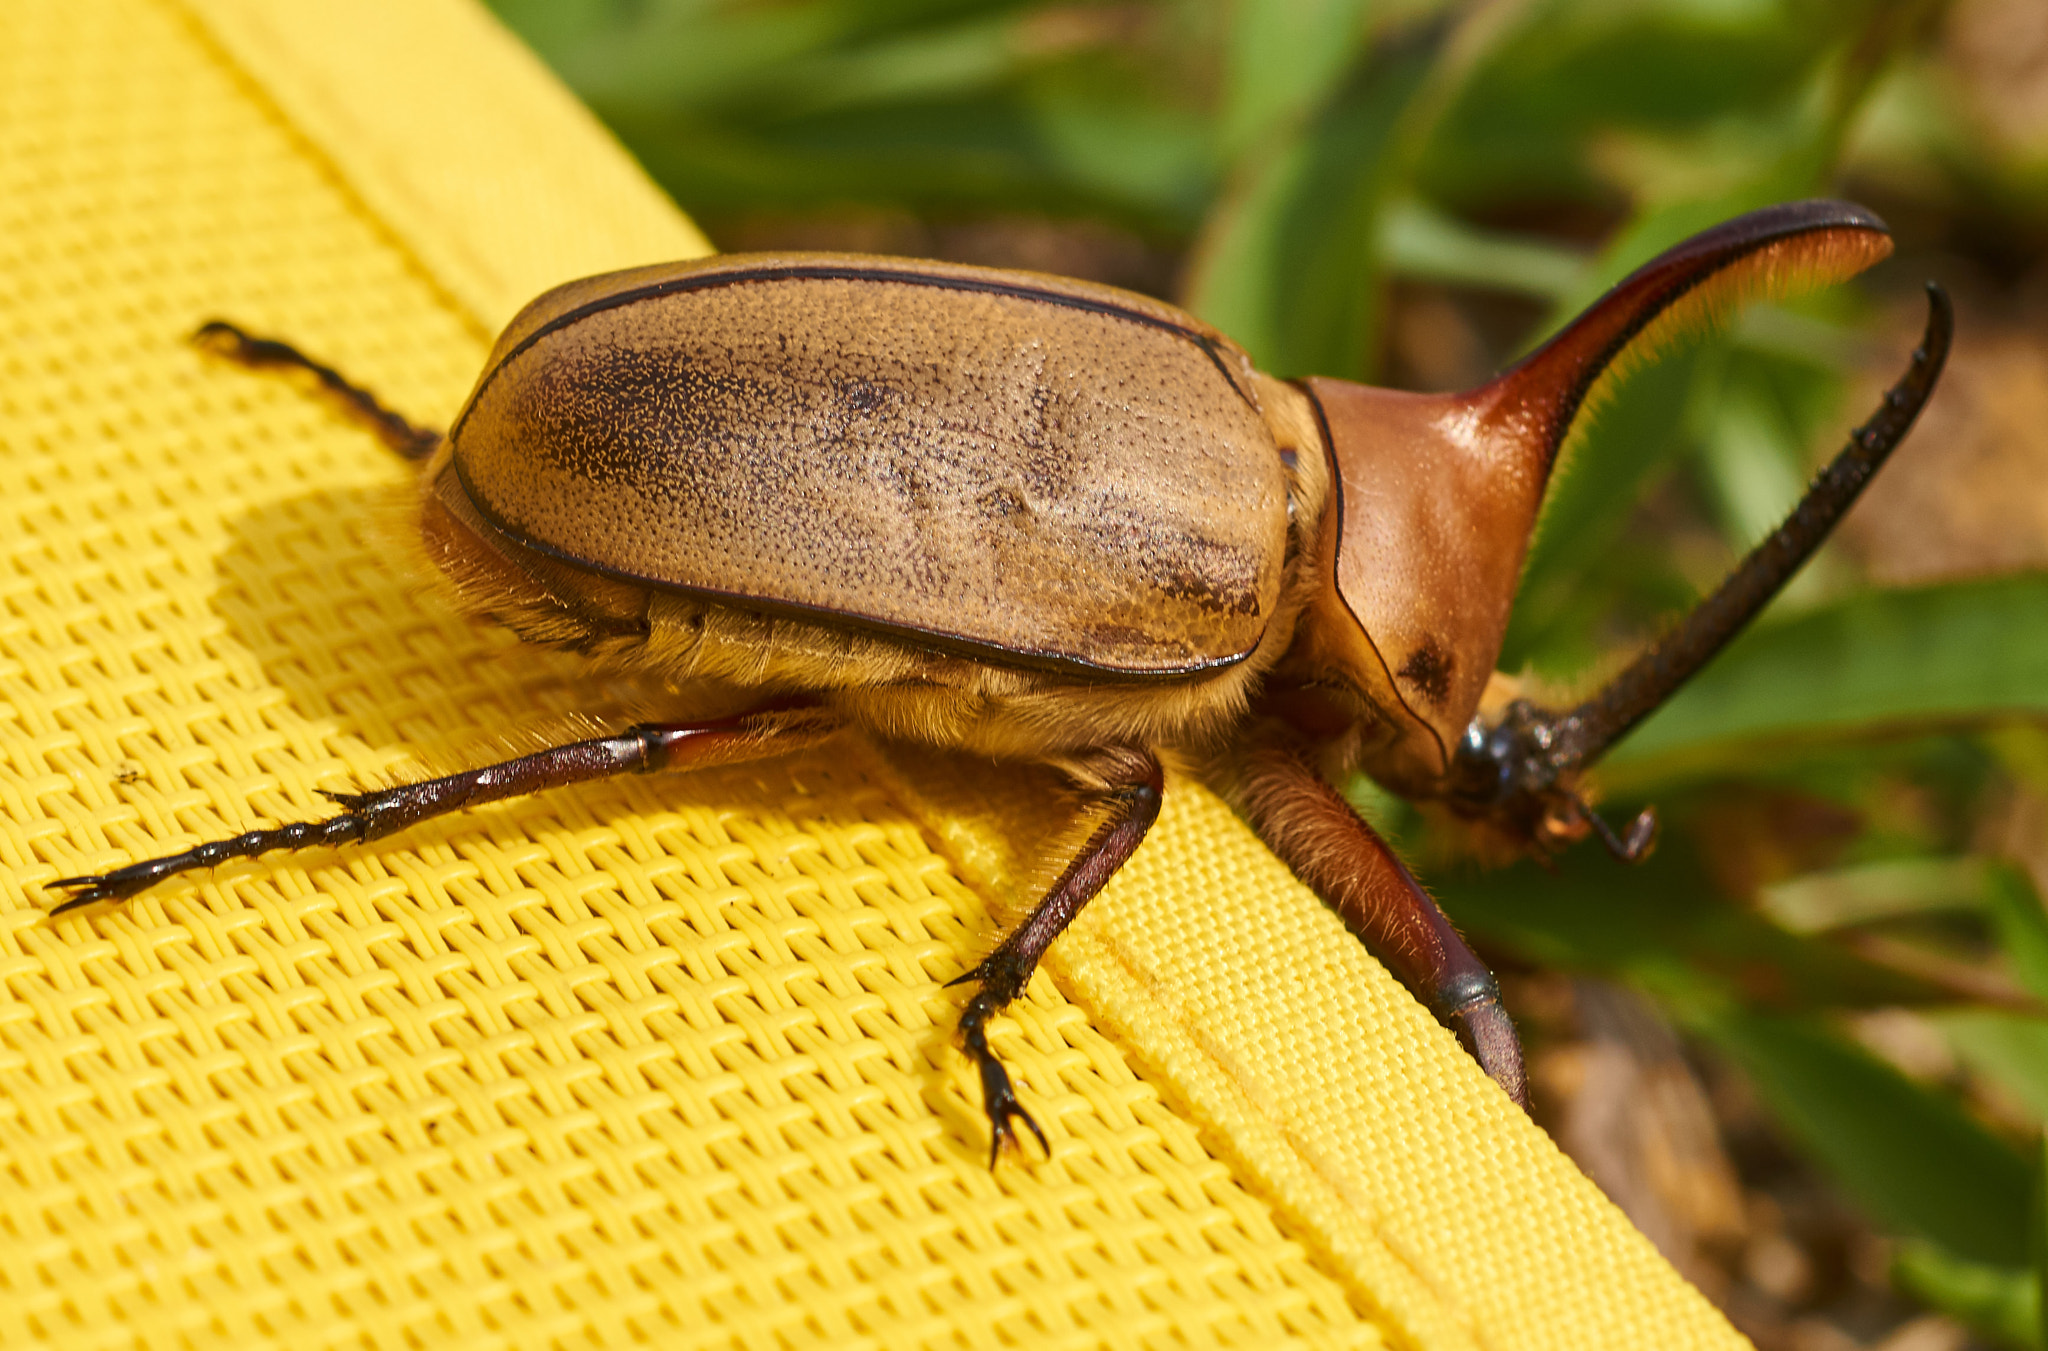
[46,701,842,911]
[948,746,1164,1164]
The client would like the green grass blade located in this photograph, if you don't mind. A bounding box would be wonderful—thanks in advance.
[1695,1010,2033,1268]
[1182,39,1438,378]
[1218,0,1375,160]
[1437,833,1945,1012]
[1989,863,2048,1004]
[1892,1243,2041,1350]
[1941,1013,2048,1125]
[1376,196,1586,300]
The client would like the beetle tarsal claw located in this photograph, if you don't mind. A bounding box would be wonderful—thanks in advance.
[957,982,1051,1168]
[45,879,114,914]
[1572,796,1659,864]
[978,1062,1050,1169]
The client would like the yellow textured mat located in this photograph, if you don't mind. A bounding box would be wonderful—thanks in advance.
[0,1,1751,1347]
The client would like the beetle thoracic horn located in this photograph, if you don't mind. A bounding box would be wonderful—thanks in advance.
[1291,201,1896,797]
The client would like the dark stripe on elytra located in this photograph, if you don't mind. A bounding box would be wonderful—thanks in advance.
[446,454,1258,684]
[449,263,1258,450]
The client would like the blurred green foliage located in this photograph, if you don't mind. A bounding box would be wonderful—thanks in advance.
[487,0,2048,1342]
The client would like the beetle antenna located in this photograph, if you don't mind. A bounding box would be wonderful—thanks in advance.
[1556,281,1951,770]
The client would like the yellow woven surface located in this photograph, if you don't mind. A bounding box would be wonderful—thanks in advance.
[0,1,1751,1347]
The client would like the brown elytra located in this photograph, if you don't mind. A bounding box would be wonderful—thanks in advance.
[446,257,1292,676]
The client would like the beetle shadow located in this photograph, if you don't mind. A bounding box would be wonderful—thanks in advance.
[197,484,1057,1171]
[199,476,950,866]
[204,482,591,776]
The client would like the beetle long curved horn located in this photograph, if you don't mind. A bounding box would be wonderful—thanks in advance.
[1544,281,1953,772]
[1484,201,1898,479]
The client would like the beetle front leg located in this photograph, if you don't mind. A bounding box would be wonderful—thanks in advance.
[948,747,1164,1165]
[1223,736,1527,1108]
[46,702,842,911]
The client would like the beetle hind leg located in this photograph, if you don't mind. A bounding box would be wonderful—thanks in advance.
[192,319,442,460]
[45,702,841,911]
[947,747,1164,1165]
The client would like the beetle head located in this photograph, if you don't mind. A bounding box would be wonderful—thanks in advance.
[1289,201,1896,794]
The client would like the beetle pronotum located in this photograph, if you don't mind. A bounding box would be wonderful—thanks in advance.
[46,201,1949,1162]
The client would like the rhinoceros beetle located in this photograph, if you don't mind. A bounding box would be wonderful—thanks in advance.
[46,200,1951,1163]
